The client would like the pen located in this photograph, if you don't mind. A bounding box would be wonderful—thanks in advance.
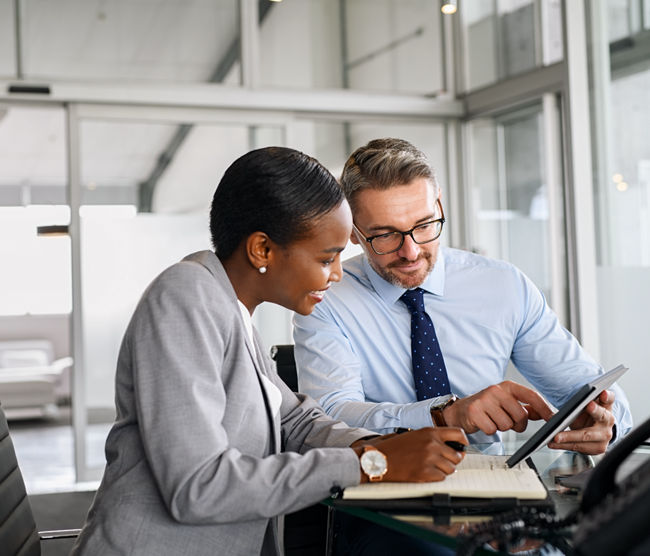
[445,440,466,452]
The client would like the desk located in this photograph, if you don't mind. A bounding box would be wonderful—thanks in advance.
[325,443,650,555]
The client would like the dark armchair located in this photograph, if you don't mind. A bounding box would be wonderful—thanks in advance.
[0,402,80,556]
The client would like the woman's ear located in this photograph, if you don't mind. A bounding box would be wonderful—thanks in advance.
[246,232,271,272]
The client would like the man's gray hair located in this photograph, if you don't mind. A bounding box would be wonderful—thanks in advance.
[340,138,439,210]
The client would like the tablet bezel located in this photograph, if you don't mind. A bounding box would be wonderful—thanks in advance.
[506,364,628,468]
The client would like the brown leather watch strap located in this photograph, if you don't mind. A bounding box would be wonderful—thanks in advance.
[431,406,447,427]
[430,395,457,427]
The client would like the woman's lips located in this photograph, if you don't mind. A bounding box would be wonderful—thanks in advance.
[309,287,329,302]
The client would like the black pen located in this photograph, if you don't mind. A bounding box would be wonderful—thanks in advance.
[445,440,466,452]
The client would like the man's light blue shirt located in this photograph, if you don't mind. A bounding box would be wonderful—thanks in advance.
[293,247,632,441]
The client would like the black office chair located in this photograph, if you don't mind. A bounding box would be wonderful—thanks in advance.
[0,401,80,556]
[270,344,299,392]
[270,345,332,555]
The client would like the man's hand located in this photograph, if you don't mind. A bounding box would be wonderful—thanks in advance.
[442,381,554,435]
[547,389,616,455]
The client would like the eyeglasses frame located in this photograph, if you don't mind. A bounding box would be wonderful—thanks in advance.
[352,199,445,255]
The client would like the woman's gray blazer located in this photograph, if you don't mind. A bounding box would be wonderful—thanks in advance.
[72,251,369,556]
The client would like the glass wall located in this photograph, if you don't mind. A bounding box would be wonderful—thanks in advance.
[5,0,448,94]
[589,0,650,425]
[18,0,241,85]
[259,0,444,93]
[0,105,70,358]
[466,103,567,321]
[0,104,73,491]
[461,0,563,91]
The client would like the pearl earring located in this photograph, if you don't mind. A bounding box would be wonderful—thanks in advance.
[258,266,267,274]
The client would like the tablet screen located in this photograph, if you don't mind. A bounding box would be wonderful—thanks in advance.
[506,364,628,468]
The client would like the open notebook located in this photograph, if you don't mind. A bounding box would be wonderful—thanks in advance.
[342,453,547,501]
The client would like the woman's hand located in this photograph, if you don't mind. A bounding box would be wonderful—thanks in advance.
[352,427,468,483]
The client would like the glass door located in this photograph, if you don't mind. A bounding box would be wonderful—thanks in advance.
[0,103,76,492]
[464,97,568,424]
[465,99,567,325]
[68,104,288,481]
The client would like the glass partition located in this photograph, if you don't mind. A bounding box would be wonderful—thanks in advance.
[0,105,70,338]
[260,0,444,94]
[19,0,240,85]
[0,104,73,492]
[589,0,650,425]
[461,0,563,92]
[466,102,567,321]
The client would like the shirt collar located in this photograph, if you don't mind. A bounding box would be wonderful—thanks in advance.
[362,247,446,305]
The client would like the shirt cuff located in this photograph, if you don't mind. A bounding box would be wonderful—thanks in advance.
[392,398,442,430]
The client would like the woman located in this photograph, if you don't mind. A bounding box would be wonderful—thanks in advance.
[72,147,467,556]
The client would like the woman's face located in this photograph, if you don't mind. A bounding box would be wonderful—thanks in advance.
[270,201,352,315]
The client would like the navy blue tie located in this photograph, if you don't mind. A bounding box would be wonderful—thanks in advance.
[400,288,451,400]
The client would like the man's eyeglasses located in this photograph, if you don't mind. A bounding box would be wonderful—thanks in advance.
[353,200,445,255]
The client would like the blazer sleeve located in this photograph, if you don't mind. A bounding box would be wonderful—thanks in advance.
[126,262,363,525]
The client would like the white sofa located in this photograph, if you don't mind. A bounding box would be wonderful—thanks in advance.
[0,340,72,418]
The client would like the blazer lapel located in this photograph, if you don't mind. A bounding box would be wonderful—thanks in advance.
[185,250,280,453]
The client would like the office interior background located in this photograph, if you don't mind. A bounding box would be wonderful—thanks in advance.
[0,0,648,494]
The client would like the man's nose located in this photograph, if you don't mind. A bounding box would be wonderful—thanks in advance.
[396,233,420,260]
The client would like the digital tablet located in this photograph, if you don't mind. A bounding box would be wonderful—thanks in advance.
[506,364,628,468]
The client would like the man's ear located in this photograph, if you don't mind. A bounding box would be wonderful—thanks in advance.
[246,231,271,270]
[350,230,360,245]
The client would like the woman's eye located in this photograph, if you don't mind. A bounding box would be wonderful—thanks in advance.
[322,258,335,266]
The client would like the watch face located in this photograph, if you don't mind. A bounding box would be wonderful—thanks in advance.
[431,393,454,409]
[360,449,387,480]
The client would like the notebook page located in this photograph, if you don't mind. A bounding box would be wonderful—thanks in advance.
[343,454,547,500]
[457,453,528,471]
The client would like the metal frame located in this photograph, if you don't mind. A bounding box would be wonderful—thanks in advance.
[561,0,600,358]
[541,92,568,326]
[67,104,90,481]
[0,80,463,120]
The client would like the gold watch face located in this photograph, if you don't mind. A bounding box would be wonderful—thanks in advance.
[360,449,387,481]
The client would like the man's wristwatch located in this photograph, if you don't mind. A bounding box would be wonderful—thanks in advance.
[359,446,388,482]
[430,394,458,427]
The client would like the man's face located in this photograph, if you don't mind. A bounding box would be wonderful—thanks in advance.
[351,177,442,289]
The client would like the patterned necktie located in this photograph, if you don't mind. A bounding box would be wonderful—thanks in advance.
[400,287,451,400]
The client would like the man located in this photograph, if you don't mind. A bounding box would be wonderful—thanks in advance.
[294,137,632,452]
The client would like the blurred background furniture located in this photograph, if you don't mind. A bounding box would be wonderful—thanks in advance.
[0,341,72,419]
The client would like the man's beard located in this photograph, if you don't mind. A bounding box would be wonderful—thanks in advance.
[368,250,436,289]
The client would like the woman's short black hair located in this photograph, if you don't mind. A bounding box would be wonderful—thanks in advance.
[210,146,344,260]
